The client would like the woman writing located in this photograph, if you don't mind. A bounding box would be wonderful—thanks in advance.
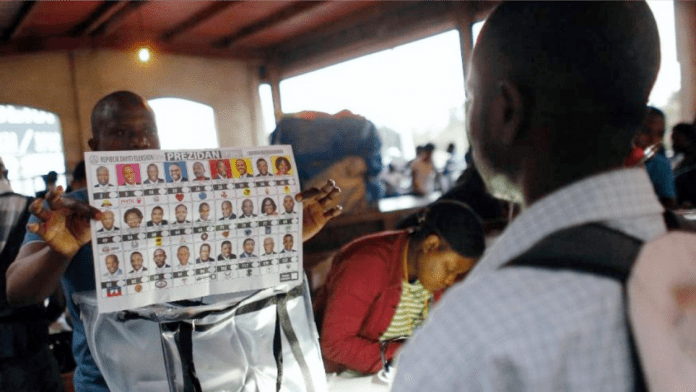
[314,201,485,375]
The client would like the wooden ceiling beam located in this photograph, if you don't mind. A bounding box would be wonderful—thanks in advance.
[69,1,128,36]
[269,2,459,78]
[0,35,264,62]
[3,1,38,41]
[161,1,238,42]
[470,1,500,23]
[212,1,324,48]
[90,1,148,38]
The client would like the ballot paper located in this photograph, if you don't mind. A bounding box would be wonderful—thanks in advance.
[85,146,302,313]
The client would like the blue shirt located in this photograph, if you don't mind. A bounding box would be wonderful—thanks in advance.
[645,152,676,199]
[23,189,109,392]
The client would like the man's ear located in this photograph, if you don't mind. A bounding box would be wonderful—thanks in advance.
[493,80,524,145]
[88,137,98,152]
[422,234,442,253]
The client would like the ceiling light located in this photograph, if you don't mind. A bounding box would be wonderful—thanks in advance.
[138,47,150,63]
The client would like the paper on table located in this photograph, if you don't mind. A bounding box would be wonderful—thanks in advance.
[326,373,391,392]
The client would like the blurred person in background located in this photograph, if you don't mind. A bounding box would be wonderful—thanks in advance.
[441,142,460,192]
[66,161,86,193]
[0,158,63,391]
[411,143,439,196]
[672,122,696,207]
[35,171,57,199]
[633,107,677,208]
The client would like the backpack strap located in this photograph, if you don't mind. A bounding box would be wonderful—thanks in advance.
[503,223,646,391]
[504,223,642,282]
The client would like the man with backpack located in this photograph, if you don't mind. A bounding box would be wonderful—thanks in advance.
[393,3,674,390]
[0,159,63,391]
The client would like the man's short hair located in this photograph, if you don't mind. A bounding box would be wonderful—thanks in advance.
[637,106,667,137]
[647,106,665,120]
[91,91,152,138]
[478,2,660,169]
[244,238,254,245]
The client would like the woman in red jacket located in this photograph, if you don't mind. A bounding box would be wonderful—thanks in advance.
[314,201,485,375]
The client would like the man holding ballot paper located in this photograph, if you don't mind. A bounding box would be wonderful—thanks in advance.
[5,90,342,391]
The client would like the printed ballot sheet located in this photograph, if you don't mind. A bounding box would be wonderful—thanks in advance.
[85,146,302,313]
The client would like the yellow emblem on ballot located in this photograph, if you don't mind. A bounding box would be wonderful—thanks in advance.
[155,237,162,246]
[243,188,251,197]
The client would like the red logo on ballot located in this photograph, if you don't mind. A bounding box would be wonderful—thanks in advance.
[107,287,122,297]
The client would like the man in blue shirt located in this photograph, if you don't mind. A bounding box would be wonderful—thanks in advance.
[634,107,677,208]
[6,91,160,391]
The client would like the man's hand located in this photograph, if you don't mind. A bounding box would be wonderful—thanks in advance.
[298,180,342,242]
[27,186,101,258]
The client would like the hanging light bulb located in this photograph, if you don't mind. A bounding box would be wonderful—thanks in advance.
[138,47,150,63]
[136,9,150,63]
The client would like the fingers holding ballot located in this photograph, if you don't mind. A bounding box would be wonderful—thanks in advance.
[27,186,102,258]
[298,179,342,242]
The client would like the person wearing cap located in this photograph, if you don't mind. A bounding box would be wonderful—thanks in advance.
[313,201,485,375]
[35,171,58,199]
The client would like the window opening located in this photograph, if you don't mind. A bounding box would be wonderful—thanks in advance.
[148,98,219,150]
[0,105,66,196]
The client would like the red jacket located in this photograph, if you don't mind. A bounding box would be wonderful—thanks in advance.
[314,230,411,374]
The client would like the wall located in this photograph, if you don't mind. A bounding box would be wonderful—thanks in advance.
[675,1,696,124]
[0,49,263,171]
[0,52,80,167]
